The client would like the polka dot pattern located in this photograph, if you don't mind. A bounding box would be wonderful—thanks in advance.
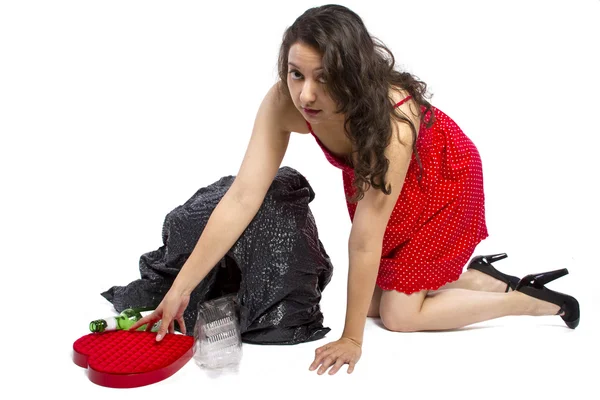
[306,96,488,294]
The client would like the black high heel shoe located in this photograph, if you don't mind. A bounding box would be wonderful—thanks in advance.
[467,253,520,292]
[515,268,580,329]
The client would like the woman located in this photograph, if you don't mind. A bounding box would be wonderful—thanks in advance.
[130,5,579,375]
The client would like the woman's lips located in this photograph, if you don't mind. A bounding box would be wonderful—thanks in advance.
[303,108,321,116]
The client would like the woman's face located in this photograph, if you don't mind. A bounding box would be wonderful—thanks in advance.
[286,42,342,125]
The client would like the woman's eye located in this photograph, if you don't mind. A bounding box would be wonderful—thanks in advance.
[317,76,327,84]
[290,71,303,80]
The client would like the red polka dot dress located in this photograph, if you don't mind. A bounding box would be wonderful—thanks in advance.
[306,96,488,294]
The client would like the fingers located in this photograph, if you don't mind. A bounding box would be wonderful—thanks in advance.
[136,313,172,342]
[129,311,168,340]
[347,360,356,374]
[156,306,178,340]
[155,315,171,341]
[327,359,346,375]
[177,316,186,335]
[137,308,171,341]
[310,341,360,376]
[317,354,337,375]
[309,347,327,371]
[129,314,153,331]
[310,346,338,375]
[144,318,155,332]
[124,304,186,341]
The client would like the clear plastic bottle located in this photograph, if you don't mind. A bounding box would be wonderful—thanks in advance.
[193,294,243,369]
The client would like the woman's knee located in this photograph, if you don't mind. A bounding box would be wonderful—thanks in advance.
[379,290,427,332]
[380,309,421,332]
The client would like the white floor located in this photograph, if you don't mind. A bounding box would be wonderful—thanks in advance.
[2,1,599,399]
[11,226,600,400]
[30,276,600,399]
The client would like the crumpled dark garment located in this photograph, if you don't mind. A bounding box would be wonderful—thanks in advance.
[101,166,333,345]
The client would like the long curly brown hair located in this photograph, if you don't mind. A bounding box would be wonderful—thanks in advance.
[277,4,436,203]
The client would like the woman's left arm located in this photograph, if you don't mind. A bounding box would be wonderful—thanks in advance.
[309,108,417,375]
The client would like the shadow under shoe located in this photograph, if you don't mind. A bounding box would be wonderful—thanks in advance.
[467,253,520,292]
[515,268,580,329]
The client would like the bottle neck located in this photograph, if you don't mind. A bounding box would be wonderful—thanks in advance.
[90,319,106,332]
[89,317,117,332]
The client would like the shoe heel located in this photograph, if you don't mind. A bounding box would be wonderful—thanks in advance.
[527,268,569,287]
[468,253,507,268]
[486,253,508,263]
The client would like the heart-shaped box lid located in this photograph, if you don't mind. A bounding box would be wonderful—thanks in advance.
[73,330,194,388]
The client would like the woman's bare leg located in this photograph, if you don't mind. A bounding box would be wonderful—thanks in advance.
[433,269,513,293]
[368,286,383,317]
[378,288,562,332]
[368,268,519,319]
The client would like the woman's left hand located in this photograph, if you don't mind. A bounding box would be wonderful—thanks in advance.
[309,337,362,375]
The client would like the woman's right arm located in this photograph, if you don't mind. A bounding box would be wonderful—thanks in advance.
[130,82,297,339]
[170,82,293,297]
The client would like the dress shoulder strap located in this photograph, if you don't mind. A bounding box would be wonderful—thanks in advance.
[305,120,313,133]
[394,95,413,108]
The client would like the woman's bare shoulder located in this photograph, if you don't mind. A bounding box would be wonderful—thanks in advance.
[389,87,413,107]
[390,86,421,119]
[389,86,421,144]
[269,81,311,134]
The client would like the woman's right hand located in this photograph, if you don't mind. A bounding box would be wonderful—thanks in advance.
[128,288,191,341]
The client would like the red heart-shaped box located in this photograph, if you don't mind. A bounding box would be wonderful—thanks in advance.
[73,330,194,388]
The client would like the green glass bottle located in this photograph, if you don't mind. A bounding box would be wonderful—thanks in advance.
[89,308,155,333]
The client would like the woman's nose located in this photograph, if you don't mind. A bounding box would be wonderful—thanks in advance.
[300,81,317,105]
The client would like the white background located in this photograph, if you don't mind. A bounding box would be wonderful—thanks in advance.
[1,0,599,399]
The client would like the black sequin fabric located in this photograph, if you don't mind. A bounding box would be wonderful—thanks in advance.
[101,166,333,345]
